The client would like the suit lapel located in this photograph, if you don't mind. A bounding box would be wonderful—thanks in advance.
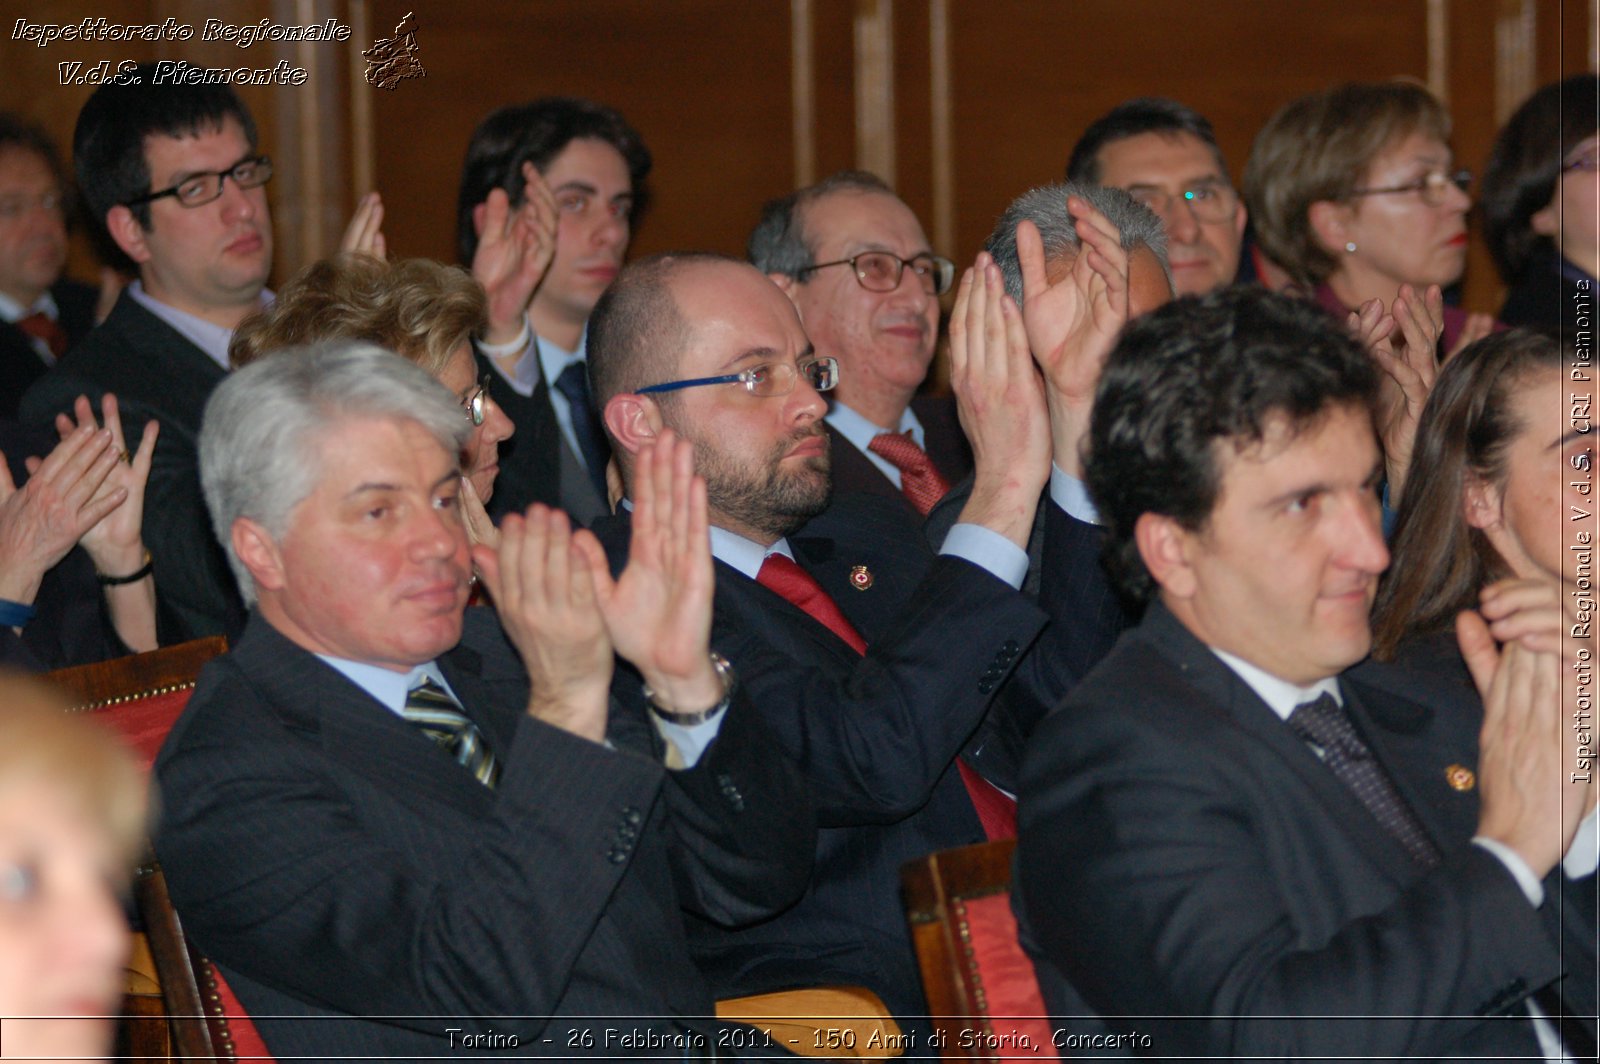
[1140,606,1429,884]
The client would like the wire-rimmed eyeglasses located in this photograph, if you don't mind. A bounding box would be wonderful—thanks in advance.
[799,252,955,296]
[1349,168,1472,208]
[636,356,839,397]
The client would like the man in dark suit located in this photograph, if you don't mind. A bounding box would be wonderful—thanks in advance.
[749,171,970,518]
[1016,287,1598,1060]
[585,248,1131,1023]
[0,113,97,418]
[154,343,813,1059]
[20,67,275,642]
[456,98,652,525]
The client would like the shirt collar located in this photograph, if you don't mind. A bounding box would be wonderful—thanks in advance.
[314,655,455,717]
[824,400,925,452]
[126,280,272,371]
[616,498,795,580]
[0,289,56,324]
[535,328,588,393]
[1210,647,1342,722]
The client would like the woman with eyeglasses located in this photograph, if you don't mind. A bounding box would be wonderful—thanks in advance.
[1483,75,1600,338]
[229,254,516,548]
[1244,80,1495,354]
[0,671,146,1064]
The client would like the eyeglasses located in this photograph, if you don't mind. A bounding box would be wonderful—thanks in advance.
[124,155,273,208]
[636,356,839,397]
[0,191,64,221]
[799,252,955,296]
[1349,168,1472,207]
[1126,182,1238,224]
[461,373,492,426]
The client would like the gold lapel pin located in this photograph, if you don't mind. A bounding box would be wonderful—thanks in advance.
[1444,764,1476,792]
[849,565,874,591]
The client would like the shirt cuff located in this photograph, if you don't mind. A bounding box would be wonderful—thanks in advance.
[1564,803,1599,880]
[941,523,1028,590]
[1472,837,1546,906]
[649,707,728,769]
[475,313,533,358]
[1050,464,1101,525]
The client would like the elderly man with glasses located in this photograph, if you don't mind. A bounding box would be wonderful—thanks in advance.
[21,64,276,641]
[749,171,969,519]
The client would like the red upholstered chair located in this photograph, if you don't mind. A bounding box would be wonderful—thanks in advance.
[50,638,274,1063]
[902,839,1059,1060]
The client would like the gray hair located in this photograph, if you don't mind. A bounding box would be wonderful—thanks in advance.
[199,342,471,605]
[984,182,1172,305]
[747,169,896,277]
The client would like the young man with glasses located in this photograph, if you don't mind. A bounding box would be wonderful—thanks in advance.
[586,250,1128,1030]
[749,171,970,518]
[1068,97,1250,296]
[22,66,275,641]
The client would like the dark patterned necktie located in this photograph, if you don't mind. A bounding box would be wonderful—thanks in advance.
[401,678,498,789]
[868,431,951,516]
[1288,693,1438,868]
[552,360,611,501]
[755,552,1016,839]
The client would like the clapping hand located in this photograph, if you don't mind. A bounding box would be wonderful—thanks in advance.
[473,162,559,350]
[1348,283,1442,505]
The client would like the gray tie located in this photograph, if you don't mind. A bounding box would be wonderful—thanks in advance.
[400,678,499,789]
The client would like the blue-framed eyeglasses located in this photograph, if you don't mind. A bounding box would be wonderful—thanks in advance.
[636,356,839,397]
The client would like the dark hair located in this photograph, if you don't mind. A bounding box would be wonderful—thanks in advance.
[455,97,652,265]
[73,62,257,231]
[746,170,896,278]
[1243,81,1450,287]
[0,111,67,188]
[1370,329,1563,658]
[1066,97,1229,185]
[587,251,733,415]
[1482,76,1600,283]
[1087,287,1380,603]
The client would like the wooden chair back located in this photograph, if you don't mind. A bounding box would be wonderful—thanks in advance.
[49,637,272,1063]
[902,839,1059,1060]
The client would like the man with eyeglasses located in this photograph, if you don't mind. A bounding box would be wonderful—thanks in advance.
[0,113,98,418]
[1068,97,1252,296]
[22,66,275,641]
[750,170,970,518]
[586,249,1125,1029]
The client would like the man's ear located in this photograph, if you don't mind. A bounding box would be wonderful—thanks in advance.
[471,201,487,237]
[231,516,286,595]
[602,392,662,458]
[1135,511,1198,599]
[104,205,153,266]
[768,272,803,311]
[1233,197,1249,240]
[1530,197,1559,239]
[1462,472,1504,531]
[1307,199,1353,257]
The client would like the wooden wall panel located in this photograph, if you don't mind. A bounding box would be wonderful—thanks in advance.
[365,0,794,265]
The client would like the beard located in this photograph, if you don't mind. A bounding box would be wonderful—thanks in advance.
[691,426,832,541]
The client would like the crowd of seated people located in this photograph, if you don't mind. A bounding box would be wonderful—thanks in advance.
[0,58,1594,1062]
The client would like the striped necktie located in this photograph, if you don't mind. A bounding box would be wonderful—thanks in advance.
[401,678,499,789]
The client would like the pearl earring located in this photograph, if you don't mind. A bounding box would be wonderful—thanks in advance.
[1345,241,1358,253]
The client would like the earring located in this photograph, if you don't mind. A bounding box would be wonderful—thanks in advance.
[1344,241,1358,253]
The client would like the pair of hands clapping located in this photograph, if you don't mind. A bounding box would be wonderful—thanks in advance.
[471,431,720,743]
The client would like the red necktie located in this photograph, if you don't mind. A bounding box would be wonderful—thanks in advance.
[755,552,1016,839]
[15,311,68,359]
[867,431,950,516]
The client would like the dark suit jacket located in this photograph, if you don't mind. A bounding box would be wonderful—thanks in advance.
[19,290,241,642]
[1016,603,1597,1061]
[0,420,128,671]
[153,608,814,1060]
[592,491,1119,1022]
[476,348,608,525]
[0,279,96,419]
[823,394,972,516]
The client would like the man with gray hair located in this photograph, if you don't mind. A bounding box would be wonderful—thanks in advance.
[750,170,970,517]
[154,342,812,1059]
[929,183,1173,790]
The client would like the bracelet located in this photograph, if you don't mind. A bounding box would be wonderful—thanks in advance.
[475,313,533,358]
[97,548,153,586]
[643,653,735,726]
[0,598,36,627]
